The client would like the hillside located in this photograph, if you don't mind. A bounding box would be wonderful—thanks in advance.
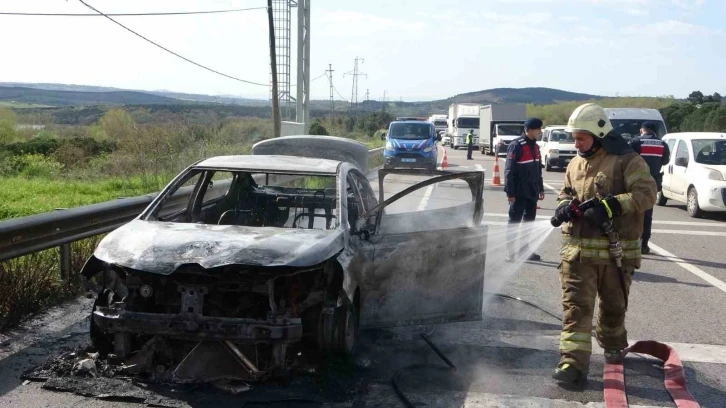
[440,87,601,105]
[0,86,186,107]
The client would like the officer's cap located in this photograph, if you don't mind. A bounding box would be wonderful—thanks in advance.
[641,121,657,133]
[524,117,543,130]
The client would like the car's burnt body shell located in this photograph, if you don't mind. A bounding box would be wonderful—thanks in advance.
[81,138,488,378]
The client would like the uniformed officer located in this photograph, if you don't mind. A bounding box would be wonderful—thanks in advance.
[629,122,670,254]
[551,103,657,384]
[503,117,545,262]
[466,129,475,160]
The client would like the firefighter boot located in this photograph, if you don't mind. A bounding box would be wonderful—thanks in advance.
[604,349,625,364]
[552,363,587,384]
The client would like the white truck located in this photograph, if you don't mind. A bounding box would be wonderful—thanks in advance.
[428,114,449,144]
[447,103,480,149]
[479,104,527,156]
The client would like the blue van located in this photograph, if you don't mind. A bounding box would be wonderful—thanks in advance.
[381,120,441,169]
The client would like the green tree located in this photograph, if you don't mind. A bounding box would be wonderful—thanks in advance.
[0,120,16,144]
[99,108,136,142]
[309,121,329,135]
[687,91,704,105]
[680,102,721,131]
[660,103,696,132]
[704,106,726,132]
[0,108,18,123]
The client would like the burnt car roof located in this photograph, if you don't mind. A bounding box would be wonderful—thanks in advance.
[194,155,341,175]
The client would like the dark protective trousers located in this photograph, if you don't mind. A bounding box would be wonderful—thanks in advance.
[467,142,473,159]
[558,261,634,373]
[507,198,537,254]
[642,208,653,246]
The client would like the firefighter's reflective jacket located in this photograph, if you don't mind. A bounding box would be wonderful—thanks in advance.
[558,148,657,268]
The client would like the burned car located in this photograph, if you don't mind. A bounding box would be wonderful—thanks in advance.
[81,136,488,382]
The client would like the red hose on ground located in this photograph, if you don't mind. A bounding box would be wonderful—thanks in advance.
[603,340,701,408]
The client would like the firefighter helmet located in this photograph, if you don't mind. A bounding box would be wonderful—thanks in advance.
[566,103,612,138]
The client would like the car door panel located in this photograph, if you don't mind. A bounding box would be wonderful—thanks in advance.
[671,139,690,196]
[354,169,487,329]
[661,138,677,193]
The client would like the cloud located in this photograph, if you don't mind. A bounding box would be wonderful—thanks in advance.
[625,8,649,15]
[621,19,721,36]
[672,0,706,9]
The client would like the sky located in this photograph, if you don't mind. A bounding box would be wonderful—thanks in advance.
[1,0,724,102]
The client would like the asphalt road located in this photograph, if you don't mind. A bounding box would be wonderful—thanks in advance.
[1,145,725,407]
[362,145,726,407]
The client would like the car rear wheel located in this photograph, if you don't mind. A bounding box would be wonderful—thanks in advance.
[656,190,667,206]
[687,187,702,218]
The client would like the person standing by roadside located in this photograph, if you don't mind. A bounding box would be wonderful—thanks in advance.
[466,129,475,160]
[629,122,670,254]
[503,117,545,262]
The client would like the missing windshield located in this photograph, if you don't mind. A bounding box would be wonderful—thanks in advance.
[147,169,339,230]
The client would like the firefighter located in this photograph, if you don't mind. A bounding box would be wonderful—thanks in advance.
[629,122,670,254]
[466,129,475,160]
[503,117,545,262]
[551,103,656,384]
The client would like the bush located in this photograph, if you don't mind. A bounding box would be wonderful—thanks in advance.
[309,121,329,135]
[8,154,64,178]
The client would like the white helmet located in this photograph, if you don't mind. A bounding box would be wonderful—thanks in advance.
[565,103,612,138]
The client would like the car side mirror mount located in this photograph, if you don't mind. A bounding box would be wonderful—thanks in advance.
[380,133,386,141]
[675,157,688,167]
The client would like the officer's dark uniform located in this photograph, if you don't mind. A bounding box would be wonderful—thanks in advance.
[504,118,545,261]
[628,122,670,253]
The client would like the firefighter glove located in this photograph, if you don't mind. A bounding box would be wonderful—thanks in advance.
[552,200,576,226]
[584,197,622,227]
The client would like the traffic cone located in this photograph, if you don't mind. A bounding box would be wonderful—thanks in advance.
[492,156,501,186]
[441,147,449,168]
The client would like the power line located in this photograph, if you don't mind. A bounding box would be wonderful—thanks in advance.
[0,7,267,17]
[77,0,269,87]
[326,73,349,103]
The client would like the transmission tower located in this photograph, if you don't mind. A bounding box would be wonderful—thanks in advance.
[271,0,293,120]
[326,63,335,113]
[344,57,367,112]
[365,89,370,110]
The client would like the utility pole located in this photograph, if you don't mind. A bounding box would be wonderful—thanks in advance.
[267,0,281,138]
[365,88,370,110]
[344,57,367,112]
[326,63,335,114]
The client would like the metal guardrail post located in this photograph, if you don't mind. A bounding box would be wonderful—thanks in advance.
[55,208,72,282]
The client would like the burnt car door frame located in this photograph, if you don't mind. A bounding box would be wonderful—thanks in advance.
[352,168,488,329]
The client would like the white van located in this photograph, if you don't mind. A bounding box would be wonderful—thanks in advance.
[658,132,726,217]
[538,125,577,171]
[604,108,667,141]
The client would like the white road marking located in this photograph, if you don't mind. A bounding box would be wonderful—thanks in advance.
[475,164,484,171]
[649,242,726,294]
[417,185,435,211]
[384,327,726,365]
[651,229,726,237]
[542,182,561,195]
[652,220,726,228]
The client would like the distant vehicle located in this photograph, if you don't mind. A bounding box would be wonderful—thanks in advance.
[658,132,726,217]
[447,103,480,149]
[538,125,576,171]
[478,104,527,156]
[382,120,441,169]
[428,114,448,140]
[604,108,668,141]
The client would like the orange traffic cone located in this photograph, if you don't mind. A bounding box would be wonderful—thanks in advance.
[441,147,449,168]
[492,157,501,186]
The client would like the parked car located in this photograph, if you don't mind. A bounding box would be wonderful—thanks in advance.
[658,132,726,217]
[80,136,487,381]
[538,125,577,171]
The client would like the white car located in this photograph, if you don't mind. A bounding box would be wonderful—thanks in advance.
[538,125,577,171]
[659,132,726,217]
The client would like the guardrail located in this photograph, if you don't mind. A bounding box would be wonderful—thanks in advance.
[0,147,385,277]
